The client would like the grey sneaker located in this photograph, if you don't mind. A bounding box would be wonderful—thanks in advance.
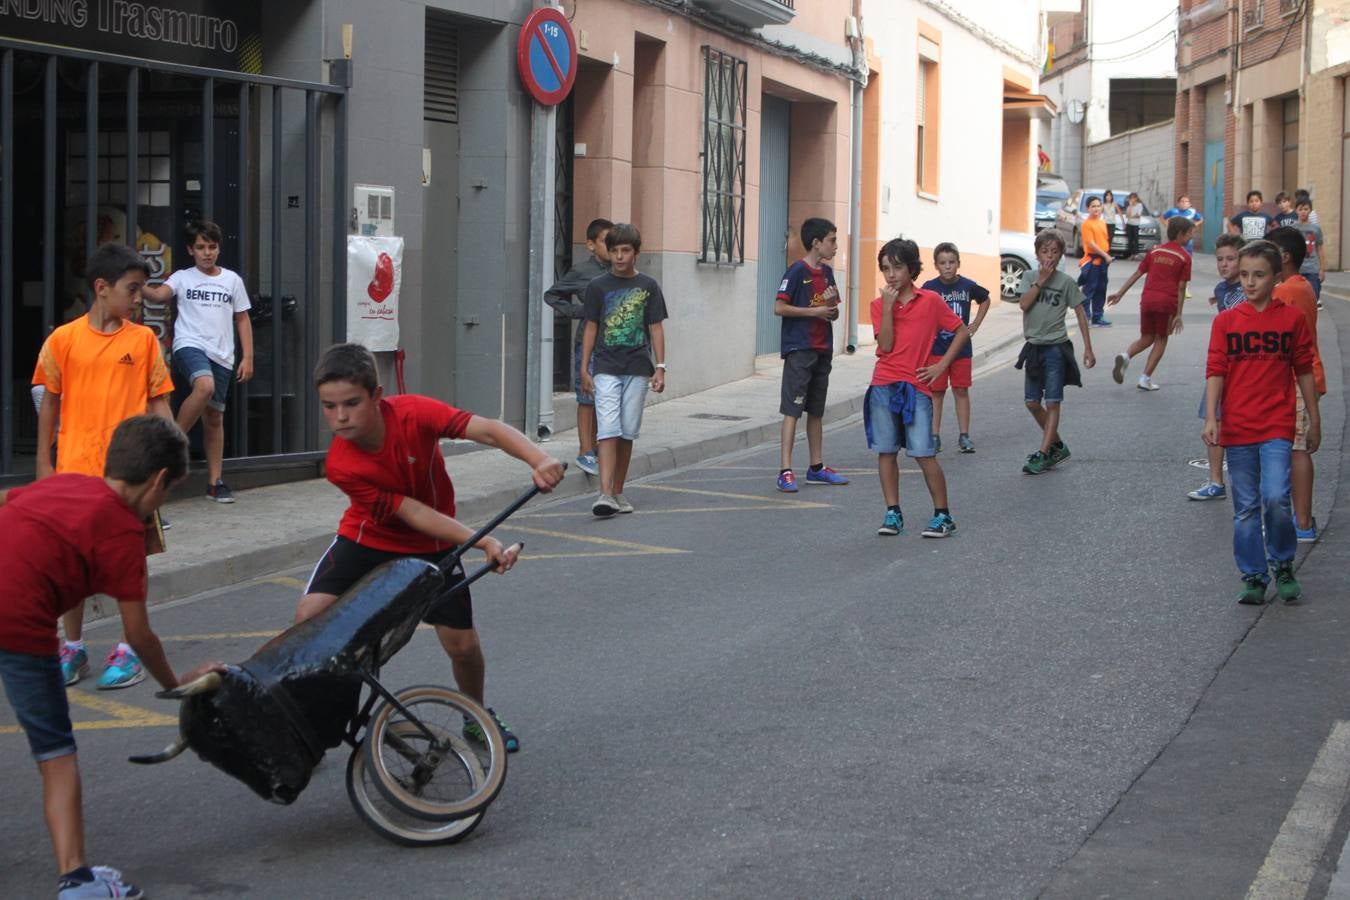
[957,434,975,453]
[1112,353,1129,384]
[591,494,619,517]
[615,493,634,514]
[59,866,144,900]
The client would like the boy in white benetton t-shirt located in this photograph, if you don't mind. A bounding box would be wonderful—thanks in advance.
[142,220,253,503]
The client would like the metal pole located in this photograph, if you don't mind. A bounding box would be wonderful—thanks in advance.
[202,77,214,221]
[331,76,349,343]
[42,56,56,338]
[234,83,250,455]
[270,86,284,452]
[525,1,559,439]
[1,50,13,472]
[305,90,320,450]
[126,67,138,252]
[846,14,866,353]
[85,62,98,273]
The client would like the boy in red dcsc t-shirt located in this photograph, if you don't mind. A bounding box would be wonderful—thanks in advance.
[0,416,218,900]
[296,344,565,752]
[1202,240,1319,606]
[1107,217,1195,391]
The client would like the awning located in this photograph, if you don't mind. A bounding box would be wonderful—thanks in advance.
[1004,91,1057,121]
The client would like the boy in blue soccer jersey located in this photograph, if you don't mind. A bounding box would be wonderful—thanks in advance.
[774,217,848,492]
[920,243,991,453]
[1188,233,1245,501]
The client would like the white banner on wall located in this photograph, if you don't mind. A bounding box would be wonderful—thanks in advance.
[347,235,403,351]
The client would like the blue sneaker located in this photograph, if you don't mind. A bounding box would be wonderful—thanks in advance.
[1294,516,1318,543]
[805,465,849,486]
[921,513,956,538]
[776,470,799,493]
[877,509,903,536]
[463,707,520,753]
[60,645,89,686]
[574,451,599,476]
[1093,318,1113,328]
[97,646,146,690]
[1187,482,1226,501]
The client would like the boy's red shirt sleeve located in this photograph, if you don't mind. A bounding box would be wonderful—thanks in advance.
[1206,313,1231,379]
[409,394,472,440]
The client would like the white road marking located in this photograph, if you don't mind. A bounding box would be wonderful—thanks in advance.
[1247,720,1350,899]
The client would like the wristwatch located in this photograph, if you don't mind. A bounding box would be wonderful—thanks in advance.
[655,363,667,370]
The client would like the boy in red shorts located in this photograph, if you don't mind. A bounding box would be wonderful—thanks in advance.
[920,242,991,453]
[297,343,565,752]
[1,415,218,900]
[1107,217,1195,391]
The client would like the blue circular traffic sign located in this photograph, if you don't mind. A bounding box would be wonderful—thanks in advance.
[517,7,577,106]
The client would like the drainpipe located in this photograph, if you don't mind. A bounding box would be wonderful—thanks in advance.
[525,1,559,439]
[846,2,867,354]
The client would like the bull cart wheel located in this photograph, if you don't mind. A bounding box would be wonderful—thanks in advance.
[362,685,508,823]
[346,736,484,846]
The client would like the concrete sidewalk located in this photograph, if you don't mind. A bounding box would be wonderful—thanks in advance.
[104,302,1027,623]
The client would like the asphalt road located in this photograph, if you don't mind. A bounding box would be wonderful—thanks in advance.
[5,258,1350,899]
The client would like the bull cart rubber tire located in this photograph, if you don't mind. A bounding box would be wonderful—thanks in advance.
[346,740,485,846]
[363,685,508,823]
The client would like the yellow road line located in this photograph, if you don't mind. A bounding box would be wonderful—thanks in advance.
[507,524,690,554]
[263,575,307,588]
[521,550,675,560]
[637,483,826,505]
[516,504,832,518]
[66,690,179,726]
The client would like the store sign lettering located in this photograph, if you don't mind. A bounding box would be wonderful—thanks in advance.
[0,0,259,72]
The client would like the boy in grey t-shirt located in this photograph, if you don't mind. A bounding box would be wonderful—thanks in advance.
[1295,198,1324,303]
[1016,230,1096,474]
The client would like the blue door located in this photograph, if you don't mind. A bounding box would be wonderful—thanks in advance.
[1203,139,1225,251]
[756,95,791,356]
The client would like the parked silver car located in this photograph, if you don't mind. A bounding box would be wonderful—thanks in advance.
[1053,189,1161,258]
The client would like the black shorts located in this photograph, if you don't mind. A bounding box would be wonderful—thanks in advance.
[304,536,472,630]
[780,349,832,419]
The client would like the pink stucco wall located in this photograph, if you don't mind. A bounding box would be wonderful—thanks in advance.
[569,1,854,262]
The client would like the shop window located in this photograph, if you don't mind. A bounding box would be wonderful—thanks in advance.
[67,130,173,207]
[700,46,747,265]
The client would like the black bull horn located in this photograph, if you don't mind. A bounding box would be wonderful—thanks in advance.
[127,481,542,805]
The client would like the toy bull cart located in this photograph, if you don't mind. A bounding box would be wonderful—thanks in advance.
[130,484,545,846]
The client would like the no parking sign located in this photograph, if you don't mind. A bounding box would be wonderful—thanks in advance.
[517,7,577,106]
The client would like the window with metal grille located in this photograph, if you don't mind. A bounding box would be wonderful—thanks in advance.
[68,131,173,207]
[425,12,459,124]
[700,46,747,265]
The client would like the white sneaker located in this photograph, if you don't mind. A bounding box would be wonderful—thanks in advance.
[1137,376,1159,392]
[614,494,634,514]
[1112,353,1129,384]
[591,494,619,517]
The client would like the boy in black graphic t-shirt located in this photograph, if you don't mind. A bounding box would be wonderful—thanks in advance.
[580,223,668,518]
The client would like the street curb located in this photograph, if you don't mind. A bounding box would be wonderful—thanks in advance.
[122,326,1025,619]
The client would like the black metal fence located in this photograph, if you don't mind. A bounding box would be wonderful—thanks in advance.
[0,37,348,482]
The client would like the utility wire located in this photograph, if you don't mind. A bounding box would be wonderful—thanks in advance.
[1090,31,1177,64]
[1088,9,1177,46]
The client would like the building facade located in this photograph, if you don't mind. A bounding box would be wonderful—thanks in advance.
[1041,0,1177,198]
[860,0,1050,309]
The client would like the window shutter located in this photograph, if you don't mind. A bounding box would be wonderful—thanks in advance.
[917,62,927,126]
[425,14,459,124]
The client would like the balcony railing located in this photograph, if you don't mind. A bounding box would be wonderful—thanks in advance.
[690,0,796,29]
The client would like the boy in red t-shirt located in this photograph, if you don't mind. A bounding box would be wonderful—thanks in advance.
[0,416,218,900]
[298,344,565,752]
[1203,240,1319,605]
[865,238,968,539]
[1106,217,1195,391]
[1266,226,1327,543]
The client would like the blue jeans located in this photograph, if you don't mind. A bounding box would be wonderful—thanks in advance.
[0,649,76,761]
[1226,439,1295,580]
[864,385,936,457]
[173,345,233,411]
[1078,260,1108,321]
[1304,272,1321,299]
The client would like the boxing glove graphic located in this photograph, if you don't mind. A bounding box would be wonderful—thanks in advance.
[368,252,395,302]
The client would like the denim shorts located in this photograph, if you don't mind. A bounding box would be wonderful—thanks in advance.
[572,342,595,407]
[1024,344,1067,404]
[173,345,233,412]
[0,649,76,761]
[594,373,650,441]
[865,384,936,457]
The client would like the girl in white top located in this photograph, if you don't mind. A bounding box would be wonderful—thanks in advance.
[1125,192,1145,259]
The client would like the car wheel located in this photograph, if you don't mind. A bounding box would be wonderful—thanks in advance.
[1000,256,1029,299]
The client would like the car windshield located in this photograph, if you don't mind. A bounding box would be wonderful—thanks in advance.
[1080,192,1151,215]
[1037,189,1069,203]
